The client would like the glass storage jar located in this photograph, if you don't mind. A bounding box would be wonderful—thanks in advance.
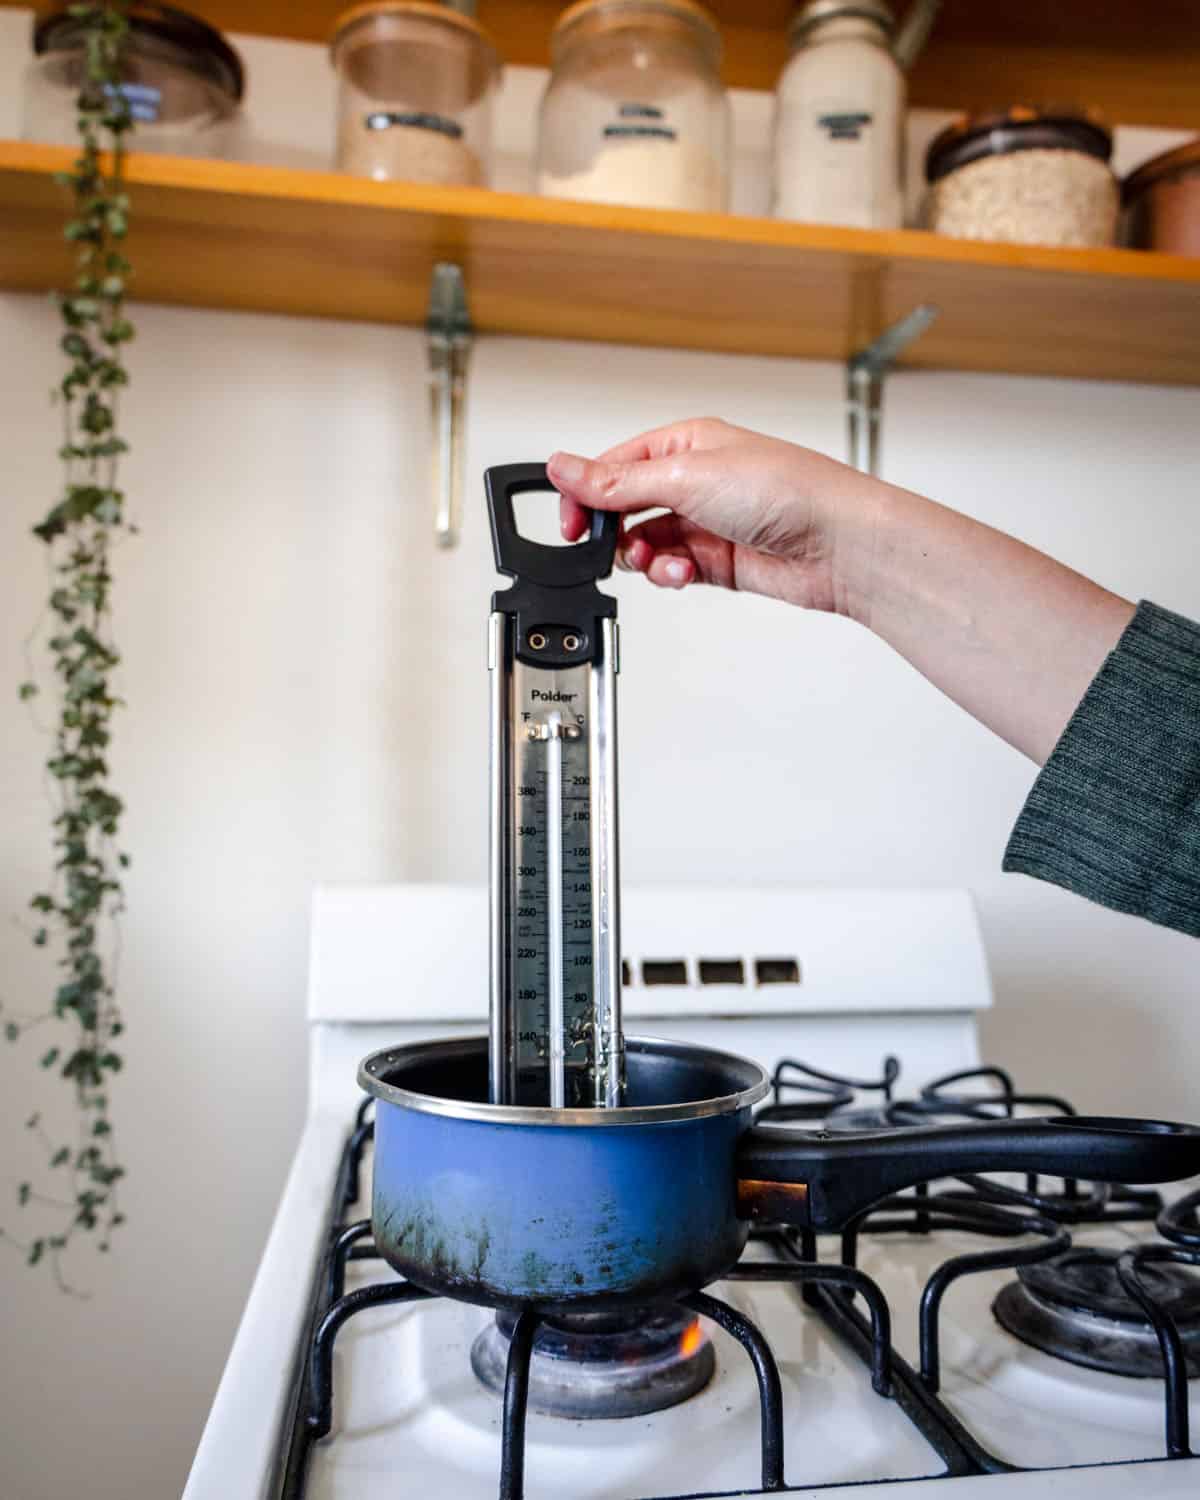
[330,2,501,186]
[24,2,243,158]
[536,0,730,214]
[924,108,1117,248]
[773,0,904,229]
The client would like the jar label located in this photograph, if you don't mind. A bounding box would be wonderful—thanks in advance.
[104,81,161,124]
[817,110,873,142]
[365,111,464,140]
[603,102,677,142]
[603,124,677,141]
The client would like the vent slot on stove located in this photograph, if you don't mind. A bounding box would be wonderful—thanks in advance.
[699,958,745,985]
[641,959,689,986]
[755,957,801,986]
[630,957,802,988]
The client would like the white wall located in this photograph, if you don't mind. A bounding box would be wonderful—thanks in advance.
[1,12,1198,1500]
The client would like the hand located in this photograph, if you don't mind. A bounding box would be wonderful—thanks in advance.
[548,418,879,614]
[547,417,1134,764]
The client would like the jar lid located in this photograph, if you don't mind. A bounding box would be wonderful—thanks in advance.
[330,0,501,69]
[790,0,895,40]
[925,107,1113,184]
[1122,136,1200,206]
[552,0,723,51]
[33,2,244,101]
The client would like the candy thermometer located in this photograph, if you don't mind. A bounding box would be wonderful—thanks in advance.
[486,464,623,1109]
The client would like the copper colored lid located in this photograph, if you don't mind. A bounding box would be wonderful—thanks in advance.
[1122,137,1200,205]
[553,0,722,47]
[331,1,499,58]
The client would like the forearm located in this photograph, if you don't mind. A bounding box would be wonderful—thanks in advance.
[838,482,1135,764]
[550,424,1134,765]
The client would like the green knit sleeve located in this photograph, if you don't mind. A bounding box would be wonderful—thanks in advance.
[1003,600,1200,937]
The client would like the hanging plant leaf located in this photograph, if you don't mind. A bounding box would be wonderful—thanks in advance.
[8,0,134,1284]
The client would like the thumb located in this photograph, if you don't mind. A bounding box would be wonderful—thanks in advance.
[548,449,712,521]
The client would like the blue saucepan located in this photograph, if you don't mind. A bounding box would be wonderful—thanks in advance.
[358,1035,1200,1313]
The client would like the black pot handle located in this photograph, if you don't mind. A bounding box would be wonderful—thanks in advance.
[735,1115,1200,1232]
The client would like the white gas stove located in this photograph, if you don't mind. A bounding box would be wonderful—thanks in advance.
[184,886,1199,1500]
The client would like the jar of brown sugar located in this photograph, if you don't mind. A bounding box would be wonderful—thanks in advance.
[330,1,502,187]
[924,107,1118,249]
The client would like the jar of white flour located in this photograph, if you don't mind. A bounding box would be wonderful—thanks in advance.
[773,0,904,229]
[536,0,730,214]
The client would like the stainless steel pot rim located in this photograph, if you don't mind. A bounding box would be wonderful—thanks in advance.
[358,1035,770,1125]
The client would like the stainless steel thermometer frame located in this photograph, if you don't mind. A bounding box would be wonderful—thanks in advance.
[486,464,623,1109]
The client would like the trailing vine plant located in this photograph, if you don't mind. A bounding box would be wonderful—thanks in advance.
[2,0,134,1283]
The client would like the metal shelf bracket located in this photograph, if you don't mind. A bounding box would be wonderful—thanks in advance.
[846,304,939,476]
[427,262,474,548]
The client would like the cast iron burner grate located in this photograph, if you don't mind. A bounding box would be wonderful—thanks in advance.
[273,1063,1200,1499]
[994,1246,1200,1378]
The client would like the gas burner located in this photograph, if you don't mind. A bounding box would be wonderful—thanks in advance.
[993,1247,1200,1378]
[469,1304,715,1419]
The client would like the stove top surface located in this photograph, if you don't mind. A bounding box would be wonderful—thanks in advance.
[304,1260,934,1498]
[281,1093,1200,1500]
[292,1205,1198,1499]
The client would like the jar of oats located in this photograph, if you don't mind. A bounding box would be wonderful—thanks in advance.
[924,108,1118,249]
[330,2,501,186]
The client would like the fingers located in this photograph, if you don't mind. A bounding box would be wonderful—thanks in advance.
[596,416,748,466]
[553,419,743,539]
[548,448,706,520]
[594,431,669,466]
[560,493,590,541]
[618,532,695,588]
[646,553,696,588]
[558,477,679,543]
[596,418,712,466]
[624,534,653,573]
[616,512,727,591]
[618,511,687,551]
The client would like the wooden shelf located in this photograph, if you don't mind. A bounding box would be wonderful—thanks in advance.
[3,141,1200,386]
[6,0,1198,128]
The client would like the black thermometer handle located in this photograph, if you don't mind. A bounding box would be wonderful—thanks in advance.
[487,463,618,586]
[486,463,618,668]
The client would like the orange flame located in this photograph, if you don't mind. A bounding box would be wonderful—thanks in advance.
[679,1319,704,1359]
